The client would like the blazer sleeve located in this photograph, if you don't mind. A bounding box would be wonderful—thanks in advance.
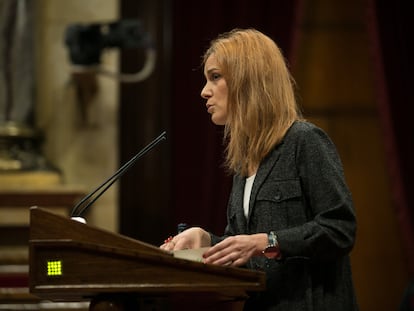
[277,125,357,262]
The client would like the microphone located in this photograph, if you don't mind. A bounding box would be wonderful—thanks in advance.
[70,131,167,220]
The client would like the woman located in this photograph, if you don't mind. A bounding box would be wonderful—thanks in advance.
[161,28,359,311]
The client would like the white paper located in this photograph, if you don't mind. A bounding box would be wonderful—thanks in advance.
[173,247,210,262]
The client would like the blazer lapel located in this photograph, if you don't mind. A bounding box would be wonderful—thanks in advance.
[232,175,248,232]
[247,147,281,222]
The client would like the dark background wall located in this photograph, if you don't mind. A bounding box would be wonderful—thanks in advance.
[119,1,413,310]
[119,0,301,248]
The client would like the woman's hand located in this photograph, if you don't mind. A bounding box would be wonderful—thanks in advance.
[202,233,267,267]
[160,227,211,251]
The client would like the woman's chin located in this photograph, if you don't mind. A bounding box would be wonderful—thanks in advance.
[211,116,226,126]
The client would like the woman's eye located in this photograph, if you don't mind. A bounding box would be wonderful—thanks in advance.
[211,73,221,81]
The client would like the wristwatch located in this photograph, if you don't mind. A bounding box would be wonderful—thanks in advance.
[262,231,281,259]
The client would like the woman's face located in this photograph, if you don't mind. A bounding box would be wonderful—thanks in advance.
[201,54,228,125]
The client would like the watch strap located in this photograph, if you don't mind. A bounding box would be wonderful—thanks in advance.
[262,231,281,259]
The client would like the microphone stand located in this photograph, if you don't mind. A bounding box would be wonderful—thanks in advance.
[70,131,167,219]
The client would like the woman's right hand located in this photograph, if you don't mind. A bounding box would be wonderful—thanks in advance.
[160,227,211,251]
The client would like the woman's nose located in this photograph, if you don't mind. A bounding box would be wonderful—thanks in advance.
[201,84,211,99]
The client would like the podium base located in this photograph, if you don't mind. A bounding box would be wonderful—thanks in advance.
[90,294,140,311]
[89,293,245,311]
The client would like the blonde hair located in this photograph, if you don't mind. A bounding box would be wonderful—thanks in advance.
[203,28,302,177]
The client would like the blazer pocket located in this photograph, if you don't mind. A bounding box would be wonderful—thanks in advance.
[257,179,302,202]
[256,179,304,228]
[256,179,302,202]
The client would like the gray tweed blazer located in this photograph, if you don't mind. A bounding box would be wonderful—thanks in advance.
[211,121,359,311]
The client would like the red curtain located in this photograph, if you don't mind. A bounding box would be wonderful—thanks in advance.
[367,0,414,276]
[170,0,303,235]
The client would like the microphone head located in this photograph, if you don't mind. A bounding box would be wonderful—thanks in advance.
[71,216,87,224]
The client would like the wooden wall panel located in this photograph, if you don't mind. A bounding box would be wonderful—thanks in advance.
[294,0,410,310]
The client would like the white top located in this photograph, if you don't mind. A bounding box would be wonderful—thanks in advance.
[243,174,256,218]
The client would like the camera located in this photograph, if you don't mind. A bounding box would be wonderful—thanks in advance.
[64,19,150,66]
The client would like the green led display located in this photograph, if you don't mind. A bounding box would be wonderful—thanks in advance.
[47,260,62,276]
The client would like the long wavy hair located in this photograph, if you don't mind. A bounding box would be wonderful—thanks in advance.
[203,28,302,177]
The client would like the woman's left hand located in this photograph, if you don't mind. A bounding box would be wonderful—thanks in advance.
[202,233,267,267]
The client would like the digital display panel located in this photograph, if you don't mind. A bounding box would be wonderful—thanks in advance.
[47,260,62,276]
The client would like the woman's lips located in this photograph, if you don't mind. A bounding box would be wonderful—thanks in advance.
[206,104,213,113]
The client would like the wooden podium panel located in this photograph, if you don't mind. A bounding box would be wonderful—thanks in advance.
[29,207,265,309]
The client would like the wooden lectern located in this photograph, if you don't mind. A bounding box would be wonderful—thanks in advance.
[29,207,265,310]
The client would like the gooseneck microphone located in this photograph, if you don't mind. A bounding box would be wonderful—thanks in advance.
[70,131,167,219]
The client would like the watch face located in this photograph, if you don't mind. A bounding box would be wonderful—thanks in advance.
[263,246,280,259]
